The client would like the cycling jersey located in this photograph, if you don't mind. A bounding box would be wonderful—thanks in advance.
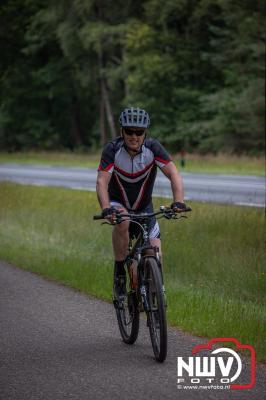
[98,137,172,211]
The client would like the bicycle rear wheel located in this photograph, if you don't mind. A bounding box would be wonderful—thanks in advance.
[115,273,140,344]
[145,257,167,362]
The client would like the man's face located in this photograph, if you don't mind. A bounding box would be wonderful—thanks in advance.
[122,127,146,153]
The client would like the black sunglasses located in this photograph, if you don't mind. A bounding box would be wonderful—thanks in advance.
[123,128,146,137]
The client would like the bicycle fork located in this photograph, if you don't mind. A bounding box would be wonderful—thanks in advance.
[140,283,150,312]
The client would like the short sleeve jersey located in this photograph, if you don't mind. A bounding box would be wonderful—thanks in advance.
[98,137,172,211]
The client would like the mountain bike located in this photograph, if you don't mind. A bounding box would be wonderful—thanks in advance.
[93,205,191,362]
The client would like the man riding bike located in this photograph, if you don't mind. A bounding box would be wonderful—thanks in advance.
[96,107,187,303]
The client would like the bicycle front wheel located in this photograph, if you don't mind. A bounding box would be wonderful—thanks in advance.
[145,257,167,362]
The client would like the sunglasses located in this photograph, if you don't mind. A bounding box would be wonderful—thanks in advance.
[123,128,146,137]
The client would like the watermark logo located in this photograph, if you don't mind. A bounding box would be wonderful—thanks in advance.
[177,338,256,390]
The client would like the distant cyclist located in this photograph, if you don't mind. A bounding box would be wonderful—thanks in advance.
[96,107,187,302]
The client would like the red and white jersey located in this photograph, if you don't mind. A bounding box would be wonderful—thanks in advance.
[98,137,172,211]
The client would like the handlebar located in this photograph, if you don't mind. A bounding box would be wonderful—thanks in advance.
[93,205,192,221]
[93,215,106,220]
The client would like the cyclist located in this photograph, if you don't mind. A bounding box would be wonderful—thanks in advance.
[96,107,187,302]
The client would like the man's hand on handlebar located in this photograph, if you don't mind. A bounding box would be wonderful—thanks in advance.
[170,201,187,213]
[101,207,119,223]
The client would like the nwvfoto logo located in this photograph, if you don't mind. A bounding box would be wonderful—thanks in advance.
[177,338,256,390]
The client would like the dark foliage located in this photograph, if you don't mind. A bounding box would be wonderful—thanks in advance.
[0,0,265,153]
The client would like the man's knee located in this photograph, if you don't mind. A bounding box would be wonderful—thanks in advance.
[113,207,129,234]
[113,220,129,235]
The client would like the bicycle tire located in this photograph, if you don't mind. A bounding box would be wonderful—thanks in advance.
[145,257,167,362]
[115,270,140,345]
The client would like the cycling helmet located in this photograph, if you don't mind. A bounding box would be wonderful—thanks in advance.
[119,107,150,128]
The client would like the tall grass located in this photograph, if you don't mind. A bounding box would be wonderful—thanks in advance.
[0,183,265,361]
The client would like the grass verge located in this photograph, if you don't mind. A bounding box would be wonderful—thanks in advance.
[0,182,265,361]
[0,150,100,168]
[0,150,264,176]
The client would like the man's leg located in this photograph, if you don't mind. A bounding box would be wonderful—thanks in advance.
[150,238,162,262]
[111,205,129,299]
[149,214,162,263]
[112,216,129,261]
[149,216,165,292]
[150,238,163,277]
[150,238,166,301]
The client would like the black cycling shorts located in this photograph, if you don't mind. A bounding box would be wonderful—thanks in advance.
[110,201,160,239]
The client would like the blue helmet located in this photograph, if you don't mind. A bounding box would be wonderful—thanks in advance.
[119,107,150,128]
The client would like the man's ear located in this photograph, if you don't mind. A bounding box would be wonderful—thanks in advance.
[120,128,123,137]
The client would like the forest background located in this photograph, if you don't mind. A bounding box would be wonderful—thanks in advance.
[0,0,265,155]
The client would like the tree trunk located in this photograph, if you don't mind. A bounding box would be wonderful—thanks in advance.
[102,79,116,139]
[98,34,116,141]
[123,48,130,100]
[70,96,82,148]
[100,80,106,145]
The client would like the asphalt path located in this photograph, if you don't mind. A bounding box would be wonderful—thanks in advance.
[1,261,265,400]
[0,164,265,207]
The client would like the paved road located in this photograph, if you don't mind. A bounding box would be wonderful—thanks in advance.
[0,164,265,207]
[1,261,265,400]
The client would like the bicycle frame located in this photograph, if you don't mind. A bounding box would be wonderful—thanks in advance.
[124,219,161,312]
[127,223,158,260]
[93,206,191,308]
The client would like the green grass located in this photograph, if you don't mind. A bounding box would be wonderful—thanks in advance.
[0,151,100,168]
[0,182,265,361]
[175,152,265,176]
[0,150,264,175]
